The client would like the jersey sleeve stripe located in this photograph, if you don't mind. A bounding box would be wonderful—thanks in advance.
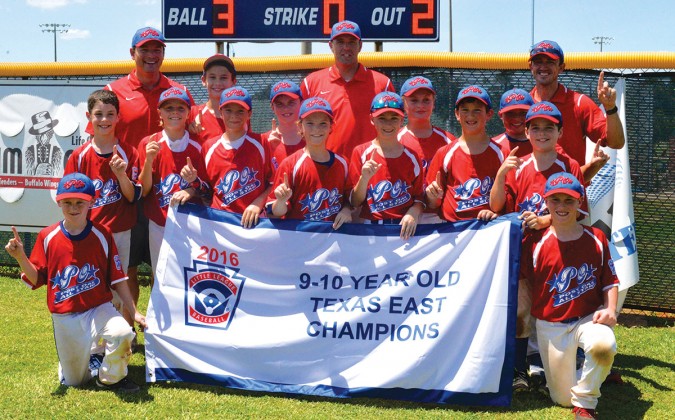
[403,148,421,177]
[90,226,110,258]
[43,225,61,253]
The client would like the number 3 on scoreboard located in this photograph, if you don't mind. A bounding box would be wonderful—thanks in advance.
[213,0,234,35]
[412,0,434,35]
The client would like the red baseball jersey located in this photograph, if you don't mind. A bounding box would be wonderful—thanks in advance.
[64,141,140,233]
[189,104,225,145]
[426,141,506,221]
[202,133,273,214]
[349,142,424,221]
[268,149,350,222]
[492,132,533,158]
[398,126,456,176]
[522,226,619,322]
[262,129,306,173]
[301,64,394,157]
[22,220,127,314]
[86,70,193,149]
[530,84,606,166]
[503,152,587,216]
[138,131,207,226]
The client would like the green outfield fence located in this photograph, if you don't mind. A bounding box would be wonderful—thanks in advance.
[0,52,673,314]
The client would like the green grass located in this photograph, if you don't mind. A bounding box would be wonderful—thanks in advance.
[0,277,672,419]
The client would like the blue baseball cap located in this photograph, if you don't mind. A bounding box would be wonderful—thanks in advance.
[299,97,334,120]
[499,88,534,115]
[56,173,95,202]
[529,40,564,64]
[269,80,302,102]
[330,20,361,41]
[131,27,166,48]
[544,172,584,200]
[158,87,191,108]
[400,76,436,97]
[370,92,405,117]
[526,101,563,126]
[220,86,252,111]
[455,85,492,110]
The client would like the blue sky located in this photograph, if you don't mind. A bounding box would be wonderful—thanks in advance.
[1,0,673,63]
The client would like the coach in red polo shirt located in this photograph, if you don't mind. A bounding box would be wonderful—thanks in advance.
[528,40,624,181]
[301,20,394,158]
[105,27,194,149]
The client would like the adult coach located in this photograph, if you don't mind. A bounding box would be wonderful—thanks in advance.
[103,27,193,328]
[528,40,624,181]
[301,20,394,157]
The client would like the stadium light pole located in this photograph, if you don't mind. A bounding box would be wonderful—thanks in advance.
[531,0,535,45]
[592,36,613,52]
[40,23,70,62]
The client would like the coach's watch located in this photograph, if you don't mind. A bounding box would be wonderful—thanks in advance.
[606,106,618,115]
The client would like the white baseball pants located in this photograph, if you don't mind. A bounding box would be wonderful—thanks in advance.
[536,314,616,409]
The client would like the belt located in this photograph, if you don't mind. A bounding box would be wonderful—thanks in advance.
[559,316,582,324]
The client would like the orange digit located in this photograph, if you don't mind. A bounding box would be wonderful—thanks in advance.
[323,0,345,35]
[213,0,234,35]
[412,0,434,35]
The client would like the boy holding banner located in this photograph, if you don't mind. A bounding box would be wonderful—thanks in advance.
[349,92,424,240]
[268,97,352,228]
[200,86,273,228]
[425,85,504,222]
[490,101,586,390]
[521,172,618,419]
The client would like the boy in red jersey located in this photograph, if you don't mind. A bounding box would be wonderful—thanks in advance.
[4,173,146,392]
[521,172,618,419]
[425,85,504,222]
[262,80,305,172]
[349,92,424,240]
[398,75,455,224]
[268,97,352,228]
[398,76,456,172]
[189,54,237,143]
[139,87,207,275]
[201,86,273,228]
[65,89,141,327]
[490,101,586,391]
[493,88,535,158]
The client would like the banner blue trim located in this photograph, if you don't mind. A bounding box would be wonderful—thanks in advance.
[152,367,511,406]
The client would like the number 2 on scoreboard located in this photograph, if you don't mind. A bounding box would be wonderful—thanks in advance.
[412,0,434,35]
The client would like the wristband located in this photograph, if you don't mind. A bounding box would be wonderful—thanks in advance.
[606,106,618,115]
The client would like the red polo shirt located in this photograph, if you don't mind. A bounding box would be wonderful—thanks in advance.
[301,64,394,158]
[88,70,193,150]
[530,83,606,166]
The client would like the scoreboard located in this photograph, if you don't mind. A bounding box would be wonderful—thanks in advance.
[162,0,439,42]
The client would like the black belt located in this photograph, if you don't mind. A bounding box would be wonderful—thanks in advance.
[559,316,582,324]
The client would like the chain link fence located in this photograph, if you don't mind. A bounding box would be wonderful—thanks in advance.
[1,67,673,314]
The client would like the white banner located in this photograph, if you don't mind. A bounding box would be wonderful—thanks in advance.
[0,81,103,231]
[145,205,522,406]
[586,78,640,292]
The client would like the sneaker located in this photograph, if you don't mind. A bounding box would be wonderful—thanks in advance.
[512,369,530,392]
[96,376,140,393]
[89,353,104,379]
[603,369,624,385]
[572,406,597,419]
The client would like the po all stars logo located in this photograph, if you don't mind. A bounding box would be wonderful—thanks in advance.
[184,260,246,330]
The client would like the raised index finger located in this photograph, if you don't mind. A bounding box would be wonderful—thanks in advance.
[112,144,118,156]
[283,172,290,187]
[597,71,605,91]
[11,226,20,241]
[186,157,194,169]
[509,146,520,156]
[435,171,442,185]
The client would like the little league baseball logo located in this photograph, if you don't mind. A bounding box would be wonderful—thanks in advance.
[184,260,246,330]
